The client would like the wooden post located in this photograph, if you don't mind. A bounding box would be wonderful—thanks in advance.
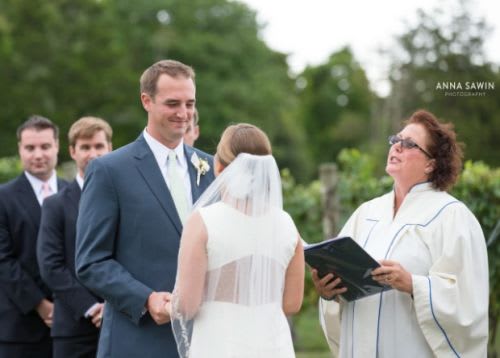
[319,163,340,240]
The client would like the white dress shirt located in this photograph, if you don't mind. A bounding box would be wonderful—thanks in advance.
[25,170,58,205]
[76,173,84,190]
[143,129,193,209]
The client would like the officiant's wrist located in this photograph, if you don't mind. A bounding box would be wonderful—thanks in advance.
[320,294,337,302]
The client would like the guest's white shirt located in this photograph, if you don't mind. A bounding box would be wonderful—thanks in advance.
[25,170,58,205]
[143,129,193,209]
[76,173,84,190]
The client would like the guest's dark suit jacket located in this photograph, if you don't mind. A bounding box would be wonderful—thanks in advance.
[0,173,67,344]
[37,180,101,340]
[76,135,214,358]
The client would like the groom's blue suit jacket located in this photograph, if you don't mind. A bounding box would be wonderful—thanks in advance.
[75,134,214,357]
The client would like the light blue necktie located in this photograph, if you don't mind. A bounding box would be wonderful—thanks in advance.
[167,151,189,224]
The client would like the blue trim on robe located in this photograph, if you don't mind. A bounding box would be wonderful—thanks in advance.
[370,200,461,357]
[427,276,460,357]
[383,201,460,258]
[351,301,356,358]
[362,219,379,248]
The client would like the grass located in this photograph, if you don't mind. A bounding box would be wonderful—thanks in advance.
[296,352,332,358]
[292,305,331,357]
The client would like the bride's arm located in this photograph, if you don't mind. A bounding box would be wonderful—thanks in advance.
[282,236,305,315]
[171,212,208,319]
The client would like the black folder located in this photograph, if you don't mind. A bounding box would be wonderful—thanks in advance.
[304,236,390,302]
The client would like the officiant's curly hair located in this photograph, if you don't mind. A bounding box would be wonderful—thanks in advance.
[405,110,464,191]
[216,123,272,167]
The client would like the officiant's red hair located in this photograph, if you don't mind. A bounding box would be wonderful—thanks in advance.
[405,110,463,191]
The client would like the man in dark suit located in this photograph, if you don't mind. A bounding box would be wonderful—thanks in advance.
[0,115,67,357]
[37,117,113,358]
[76,60,215,357]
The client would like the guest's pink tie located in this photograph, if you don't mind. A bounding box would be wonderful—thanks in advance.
[41,182,52,202]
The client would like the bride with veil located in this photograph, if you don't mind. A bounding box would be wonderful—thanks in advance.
[166,123,305,357]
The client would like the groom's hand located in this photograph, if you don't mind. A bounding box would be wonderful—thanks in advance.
[147,291,172,325]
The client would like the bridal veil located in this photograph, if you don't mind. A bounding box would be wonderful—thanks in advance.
[171,153,295,357]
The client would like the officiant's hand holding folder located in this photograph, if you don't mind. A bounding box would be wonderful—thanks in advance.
[304,236,391,302]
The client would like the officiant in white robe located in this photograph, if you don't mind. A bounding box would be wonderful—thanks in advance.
[314,110,489,358]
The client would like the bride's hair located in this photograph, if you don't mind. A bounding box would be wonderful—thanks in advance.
[216,123,271,166]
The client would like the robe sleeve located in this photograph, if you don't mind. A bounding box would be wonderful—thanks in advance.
[412,203,489,357]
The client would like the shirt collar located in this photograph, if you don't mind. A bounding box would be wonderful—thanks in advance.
[76,173,84,190]
[143,128,186,169]
[24,170,58,196]
[408,181,434,193]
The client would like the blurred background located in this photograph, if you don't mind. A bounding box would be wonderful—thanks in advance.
[1,0,499,356]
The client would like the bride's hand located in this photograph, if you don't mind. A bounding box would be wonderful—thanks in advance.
[164,301,172,316]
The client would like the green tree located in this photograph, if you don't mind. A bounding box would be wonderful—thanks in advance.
[297,47,375,170]
[384,0,500,165]
[0,0,308,177]
[141,0,308,178]
[0,0,137,159]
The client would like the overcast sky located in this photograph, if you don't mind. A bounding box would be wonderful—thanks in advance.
[238,0,500,96]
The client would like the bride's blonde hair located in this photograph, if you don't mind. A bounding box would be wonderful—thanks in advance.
[216,123,271,166]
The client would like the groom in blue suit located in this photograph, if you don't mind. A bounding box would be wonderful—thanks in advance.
[75,60,215,357]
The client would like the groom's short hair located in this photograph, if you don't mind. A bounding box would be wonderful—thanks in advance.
[140,59,195,98]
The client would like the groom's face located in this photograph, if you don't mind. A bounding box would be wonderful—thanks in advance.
[142,73,196,148]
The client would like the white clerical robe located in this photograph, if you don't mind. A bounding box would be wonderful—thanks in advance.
[320,182,489,358]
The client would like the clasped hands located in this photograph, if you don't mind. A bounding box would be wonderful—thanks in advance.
[36,298,54,327]
[147,291,173,325]
[87,303,105,328]
[311,259,413,300]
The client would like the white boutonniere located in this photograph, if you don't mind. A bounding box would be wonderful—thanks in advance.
[191,153,210,186]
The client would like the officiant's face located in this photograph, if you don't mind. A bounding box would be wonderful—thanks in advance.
[142,74,196,148]
[386,123,435,186]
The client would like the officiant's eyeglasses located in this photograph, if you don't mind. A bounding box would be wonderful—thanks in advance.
[388,135,433,158]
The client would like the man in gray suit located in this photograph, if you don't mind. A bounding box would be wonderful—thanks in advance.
[75,60,215,357]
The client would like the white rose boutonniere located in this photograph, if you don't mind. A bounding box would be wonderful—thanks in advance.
[191,152,211,186]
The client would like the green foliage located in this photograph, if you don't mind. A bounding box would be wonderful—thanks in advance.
[336,149,393,223]
[297,48,375,169]
[282,169,323,309]
[0,156,21,183]
[0,0,308,180]
[293,305,330,353]
[385,0,500,166]
[282,169,322,244]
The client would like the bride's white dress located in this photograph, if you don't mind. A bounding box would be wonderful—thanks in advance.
[188,202,298,358]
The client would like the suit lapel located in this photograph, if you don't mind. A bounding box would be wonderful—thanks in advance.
[133,135,182,234]
[17,173,41,226]
[57,178,68,192]
[66,180,81,212]
[184,145,202,203]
